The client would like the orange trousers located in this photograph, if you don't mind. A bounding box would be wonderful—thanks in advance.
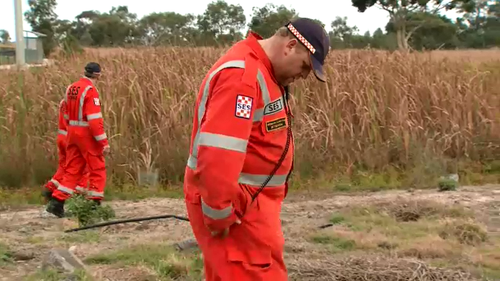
[52,132,106,201]
[44,135,89,193]
[184,189,288,281]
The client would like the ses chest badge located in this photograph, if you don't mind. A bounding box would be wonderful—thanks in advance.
[93,98,100,106]
[235,95,253,119]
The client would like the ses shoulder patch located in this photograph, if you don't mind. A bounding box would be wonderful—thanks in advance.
[235,95,253,119]
[93,98,100,106]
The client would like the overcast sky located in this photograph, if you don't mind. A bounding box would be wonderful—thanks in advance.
[1,0,462,41]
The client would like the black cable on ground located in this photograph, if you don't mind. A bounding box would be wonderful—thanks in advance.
[64,214,190,233]
[65,214,336,233]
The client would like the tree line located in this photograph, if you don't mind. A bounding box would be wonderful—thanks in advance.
[0,0,498,57]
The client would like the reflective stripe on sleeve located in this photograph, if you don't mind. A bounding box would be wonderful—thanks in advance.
[50,179,60,187]
[201,198,232,220]
[94,133,107,141]
[58,129,67,135]
[198,132,247,153]
[87,112,102,120]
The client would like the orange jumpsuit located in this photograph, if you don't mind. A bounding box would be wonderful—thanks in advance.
[183,31,294,281]
[52,77,109,202]
[44,99,89,195]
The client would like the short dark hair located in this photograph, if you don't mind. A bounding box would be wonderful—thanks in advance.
[274,26,295,38]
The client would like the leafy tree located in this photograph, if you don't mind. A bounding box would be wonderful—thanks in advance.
[0,30,10,43]
[351,0,467,50]
[24,0,58,56]
[139,12,197,46]
[197,0,246,46]
[248,4,298,38]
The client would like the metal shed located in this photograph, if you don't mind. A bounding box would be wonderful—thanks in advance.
[23,30,46,64]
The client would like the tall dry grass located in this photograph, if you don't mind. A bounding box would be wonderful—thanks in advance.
[0,48,499,189]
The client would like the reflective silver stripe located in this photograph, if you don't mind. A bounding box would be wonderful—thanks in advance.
[189,60,246,170]
[57,185,74,195]
[69,120,89,127]
[63,114,69,120]
[187,60,273,170]
[58,129,67,135]
[94,133,107,141]
[78,85,93,122]
[64,85,71,103]
[76,186,86,192]
[50,179,60,187]
[253,108,263,122]
[257,70,271,106]
[187,155,197,169]
[87,112,102,120]
[87,191,104,198]
[201,198,232,220]
[238,173,288,187]
[198,132,247,153]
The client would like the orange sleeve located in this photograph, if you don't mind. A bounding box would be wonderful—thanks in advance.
[57,99,67,132]
[196,67,259,231]
[83,87,109,148]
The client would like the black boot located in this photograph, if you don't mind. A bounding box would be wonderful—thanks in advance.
[41,188,52,203]
[46,197,65,218]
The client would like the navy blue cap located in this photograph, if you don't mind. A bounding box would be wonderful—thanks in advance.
[285,18,330,82]
[84,62,101,75]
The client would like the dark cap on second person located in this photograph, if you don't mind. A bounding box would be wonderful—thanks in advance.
[84,62,102,77]
[285,18,330,82]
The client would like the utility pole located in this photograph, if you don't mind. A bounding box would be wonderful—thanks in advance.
[14,0,25,67]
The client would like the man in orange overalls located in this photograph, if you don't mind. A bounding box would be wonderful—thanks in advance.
[42,98,90,204]
[46,62,110,218]
[184,18,330,280]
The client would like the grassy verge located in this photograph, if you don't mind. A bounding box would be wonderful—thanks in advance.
[308,199,500,280]
[0,160,499,208]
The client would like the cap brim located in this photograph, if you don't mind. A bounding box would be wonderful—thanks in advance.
[310,54,326,82]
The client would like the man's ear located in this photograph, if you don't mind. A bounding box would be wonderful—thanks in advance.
[285,38,298,51]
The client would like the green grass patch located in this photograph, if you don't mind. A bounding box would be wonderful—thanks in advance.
[85,243,203,281]
[65,194,116,227]
[0,184,184,208]
[0,242,13,266]
[24,268,92,281]
[59,230,101,244]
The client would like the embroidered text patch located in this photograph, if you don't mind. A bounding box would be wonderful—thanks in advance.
[265,117,287,132]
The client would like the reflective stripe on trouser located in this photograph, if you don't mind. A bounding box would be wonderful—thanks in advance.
[185,200,288,281]
[52,140,107,201]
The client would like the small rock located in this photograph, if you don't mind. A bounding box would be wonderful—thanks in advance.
[174,239,199,252]
[12,250,35,261]
[68,246,77,253]
[42,249,87,274]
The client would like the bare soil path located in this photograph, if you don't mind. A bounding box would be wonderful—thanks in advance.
[0,184,499,281]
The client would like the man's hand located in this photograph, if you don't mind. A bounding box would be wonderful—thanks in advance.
[210,218,241,238]
[102,145,111,156]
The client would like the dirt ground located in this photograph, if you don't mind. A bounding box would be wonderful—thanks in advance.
[0,184,499,281]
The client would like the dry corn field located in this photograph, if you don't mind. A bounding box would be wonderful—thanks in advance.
[0,47,499,189]
[0,48,499,280]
